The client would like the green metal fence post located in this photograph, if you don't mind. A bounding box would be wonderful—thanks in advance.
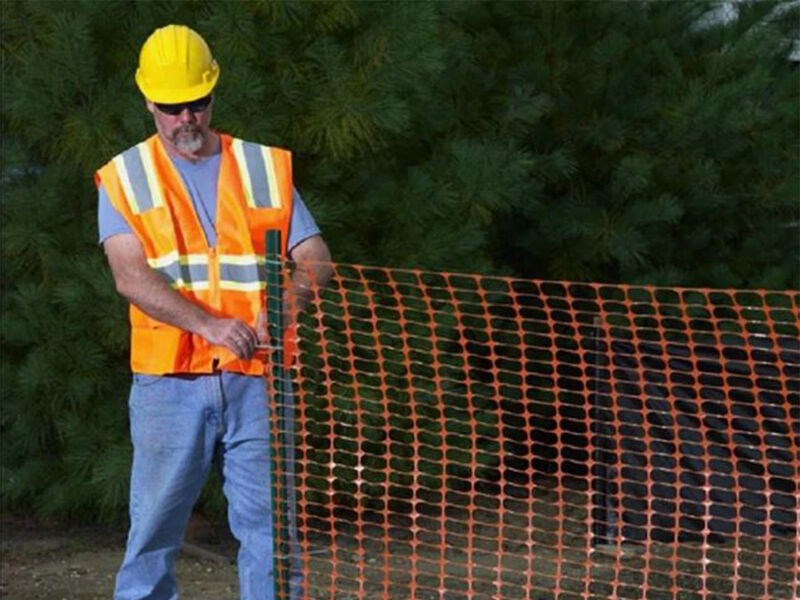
[265,229,290,600]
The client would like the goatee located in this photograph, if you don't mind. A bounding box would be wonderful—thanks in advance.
[172,126,204,154]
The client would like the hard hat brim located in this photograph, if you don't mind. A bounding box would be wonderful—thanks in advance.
[135,64,220,104]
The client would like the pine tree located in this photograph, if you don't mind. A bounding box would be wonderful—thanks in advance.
[479,1,799,287]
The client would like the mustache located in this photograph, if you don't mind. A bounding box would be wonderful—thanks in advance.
[173,125,201,136]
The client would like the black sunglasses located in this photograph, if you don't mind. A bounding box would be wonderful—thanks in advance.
[154,95,212,116]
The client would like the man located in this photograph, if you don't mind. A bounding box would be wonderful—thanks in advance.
[96,24,331,599]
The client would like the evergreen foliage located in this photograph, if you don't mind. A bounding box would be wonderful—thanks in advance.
[1,0,797,522]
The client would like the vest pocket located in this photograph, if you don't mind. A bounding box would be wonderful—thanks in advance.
[136,204,171,231]
[130,325,193,374]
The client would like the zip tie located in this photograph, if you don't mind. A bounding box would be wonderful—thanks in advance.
[255,344,282,351]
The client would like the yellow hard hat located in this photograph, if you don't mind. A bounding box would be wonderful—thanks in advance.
[135,25,220,103]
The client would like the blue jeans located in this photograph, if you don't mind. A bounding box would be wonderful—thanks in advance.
[114,372,299,600]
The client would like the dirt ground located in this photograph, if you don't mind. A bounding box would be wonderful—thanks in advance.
[0,512,239,600]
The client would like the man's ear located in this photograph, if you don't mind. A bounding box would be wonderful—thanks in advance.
[145,99,155,115]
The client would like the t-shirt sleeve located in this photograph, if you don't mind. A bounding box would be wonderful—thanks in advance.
[287,187,321,252]
[97,182,133,245]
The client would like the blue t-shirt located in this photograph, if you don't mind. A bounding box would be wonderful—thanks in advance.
[98,151,320,252]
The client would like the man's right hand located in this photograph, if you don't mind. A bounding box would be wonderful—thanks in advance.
[200,317,260,359]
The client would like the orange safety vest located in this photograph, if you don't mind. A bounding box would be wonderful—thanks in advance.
[95,133,293,375]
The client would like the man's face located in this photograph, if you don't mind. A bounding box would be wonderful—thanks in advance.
[146,96,214,156]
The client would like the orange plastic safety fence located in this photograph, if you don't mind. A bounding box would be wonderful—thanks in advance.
[267,263,799,600]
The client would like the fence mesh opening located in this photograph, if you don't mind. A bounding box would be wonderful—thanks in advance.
[267,261,799,600]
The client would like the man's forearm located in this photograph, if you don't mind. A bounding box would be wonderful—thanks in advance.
[284,260,333,324]
[104,234,262,360]
[114,264,261,359]
[284,235,333,324]
[115,264,213,336]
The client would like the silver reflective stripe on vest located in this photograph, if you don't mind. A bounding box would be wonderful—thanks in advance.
[114,143,165,214]
[154,262,209,290]
[219,254,265,291]
[231,139,282,209]
[147,253,209,291]
[119,146,155,213]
